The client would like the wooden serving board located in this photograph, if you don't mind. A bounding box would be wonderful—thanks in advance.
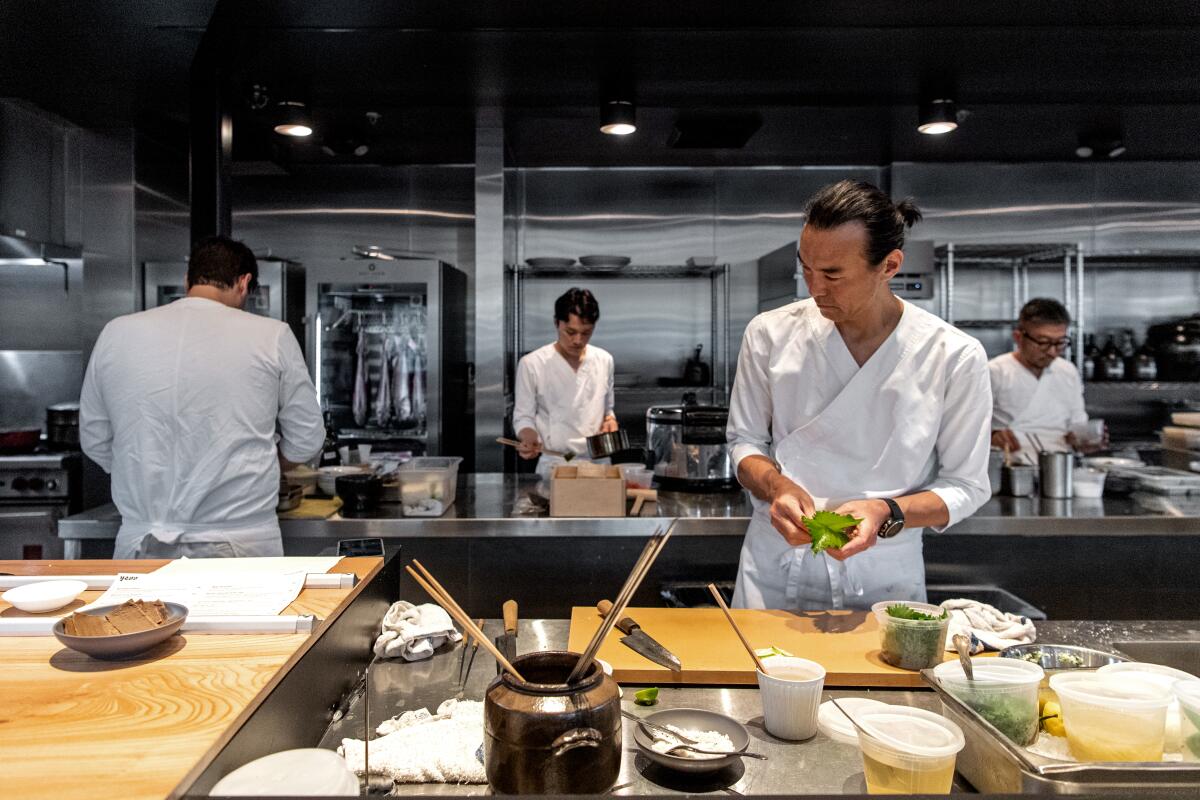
[568,606,954,688]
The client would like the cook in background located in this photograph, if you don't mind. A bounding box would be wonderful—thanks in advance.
[726,180,992,611]
[80,236,325,559]
[989,298,1107,464]
[511,287,617,468]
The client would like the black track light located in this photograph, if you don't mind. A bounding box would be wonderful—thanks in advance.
[600,100,636,136]
[918,98,959,135]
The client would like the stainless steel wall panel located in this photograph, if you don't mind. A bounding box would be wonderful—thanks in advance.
[0,350,84,429]
[0,261,84,350]
[473,118,505,471]
[1091,163,1200,253]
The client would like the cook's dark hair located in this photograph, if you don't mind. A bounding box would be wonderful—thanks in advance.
[803,180,923,266]
[1019,297,1071,327]
[554,287,600,325]
[186,236,259,291]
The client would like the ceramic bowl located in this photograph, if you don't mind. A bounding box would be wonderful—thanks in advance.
[53,602,188,660]
[2,580,89,612]
[631,707,749,773]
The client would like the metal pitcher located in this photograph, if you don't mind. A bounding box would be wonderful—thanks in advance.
[1039,451,1074,499]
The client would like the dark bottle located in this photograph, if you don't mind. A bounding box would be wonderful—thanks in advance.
[1132,339,1158,382]
[318,412,341,467]
[1082,334,1100,381]
[1099,336,1125,381]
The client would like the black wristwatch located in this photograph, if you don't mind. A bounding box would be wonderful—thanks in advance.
[877,497,906,539]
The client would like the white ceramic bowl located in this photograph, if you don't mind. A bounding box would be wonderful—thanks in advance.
[316,465,368,496]
[3,579,89,612]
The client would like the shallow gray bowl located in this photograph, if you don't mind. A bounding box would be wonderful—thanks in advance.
[53,602,188,660]
[631,707,749,773]
[1000,643,1129,686]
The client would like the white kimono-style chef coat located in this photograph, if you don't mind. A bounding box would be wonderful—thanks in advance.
[512,342,615,455]
[727,298,993,611]
[988,353,1088,465]
[80,297,325,558]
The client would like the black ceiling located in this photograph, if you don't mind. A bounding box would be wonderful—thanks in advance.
[3,2,1200,166]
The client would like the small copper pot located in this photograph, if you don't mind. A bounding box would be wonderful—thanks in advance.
[484,650,621,794]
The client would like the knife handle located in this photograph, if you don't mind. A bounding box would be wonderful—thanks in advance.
[596,599,639,635]
[503,599,518,635]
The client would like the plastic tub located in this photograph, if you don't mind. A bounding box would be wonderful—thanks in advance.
[1098,662,1200,752]
[1175,682,1200,762]
[397,457,462,516]
[617,464,655,490]
[872,601,950,671]
[856,707,965,795]
[1072,467,1107,498]
[933,657,1044,745]
[1049,671,1173,762]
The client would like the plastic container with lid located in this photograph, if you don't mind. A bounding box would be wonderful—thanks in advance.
[1097,661,1200,752]
[933,657,1044,745]
[855,707,965,795]
[1174,682,1200,763]
[397,457,462,516]
[1072,467,1107,499]
[1049,671,1173,762]
[872,601,950,671]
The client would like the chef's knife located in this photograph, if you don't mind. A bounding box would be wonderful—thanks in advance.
[494,599,518,673]
[596,599,682,672]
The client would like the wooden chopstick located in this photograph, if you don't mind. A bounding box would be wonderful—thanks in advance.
[707,582,769,675]
[405,564,527,683]
[569,523,674,683]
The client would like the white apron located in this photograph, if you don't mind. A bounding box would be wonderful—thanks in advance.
[1005,379,1071,465]
[733,311,944,611]
[545,362,602,456]
[114,511,283,559]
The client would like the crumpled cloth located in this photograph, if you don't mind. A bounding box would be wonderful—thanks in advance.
[372,601,462,661]
[941,598,1037,654]
[338,698,486,784]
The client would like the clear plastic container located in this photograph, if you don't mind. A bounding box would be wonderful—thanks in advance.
[1097,662,1200,752]
[856,707,965,795]
[1049,671,1172,762]
[933,657,1044,745]
[617,464,655,490]
[1174,682,1200,763]
[872,601,949,671]
[397,457,462,516]
[1072,467,1107,498]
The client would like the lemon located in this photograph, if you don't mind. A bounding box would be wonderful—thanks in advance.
[1041,701,1065,737]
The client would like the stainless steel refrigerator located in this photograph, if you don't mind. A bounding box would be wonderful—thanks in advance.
[305,258,469,464]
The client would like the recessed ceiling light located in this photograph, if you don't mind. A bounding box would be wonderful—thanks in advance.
[918,99,958,135]
[274,101,313,137]
[600,100,636,135]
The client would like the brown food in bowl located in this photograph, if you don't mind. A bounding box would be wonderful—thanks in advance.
[63,599,171,637]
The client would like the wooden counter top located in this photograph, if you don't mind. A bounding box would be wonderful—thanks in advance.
[0,557,383,800]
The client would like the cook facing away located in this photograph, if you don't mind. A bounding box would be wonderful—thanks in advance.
[726,180,993,611]
[80,236,325,558]
[511,287,617,461]
[989,298,1106,464]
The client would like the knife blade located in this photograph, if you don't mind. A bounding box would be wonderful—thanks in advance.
[596,599,682,672]
[494,599,518,673]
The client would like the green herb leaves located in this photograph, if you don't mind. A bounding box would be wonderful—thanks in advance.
[802,510,861,555]
[885,603,948,621]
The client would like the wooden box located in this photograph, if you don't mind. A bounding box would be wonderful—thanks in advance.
[549,464,626,517]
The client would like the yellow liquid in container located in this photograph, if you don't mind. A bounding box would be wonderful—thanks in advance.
[1065,726,1164,763]
[861,751,955,795]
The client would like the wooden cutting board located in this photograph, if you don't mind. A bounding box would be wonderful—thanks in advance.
[567,606,953,688]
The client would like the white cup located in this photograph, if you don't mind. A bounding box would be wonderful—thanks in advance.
[358,444,373,462]
[338,446,351,465]
[756,656,826,740]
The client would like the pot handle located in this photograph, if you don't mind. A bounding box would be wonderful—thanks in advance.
[550,727,603,756]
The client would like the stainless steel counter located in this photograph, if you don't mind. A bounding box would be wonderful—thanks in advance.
[316,618,1200,796]
[57,474,1200,556]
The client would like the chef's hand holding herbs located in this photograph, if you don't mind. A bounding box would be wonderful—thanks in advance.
[750,462,817,547]
[822,499,891,561]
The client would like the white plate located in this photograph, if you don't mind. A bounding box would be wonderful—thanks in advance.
[3,579,89,612]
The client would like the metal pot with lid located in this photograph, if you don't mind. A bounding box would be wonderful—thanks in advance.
[484,650,621,794]
[645,399,737,492]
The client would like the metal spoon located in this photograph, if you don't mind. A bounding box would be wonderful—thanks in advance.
[664,743,768,760]
[622,710,699,745]
[953,633,975,682]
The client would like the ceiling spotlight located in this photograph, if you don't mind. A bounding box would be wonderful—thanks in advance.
[273,101,313,137]
[1076,128,1124,159]
[600,100,636,135]
[918,98,959,135]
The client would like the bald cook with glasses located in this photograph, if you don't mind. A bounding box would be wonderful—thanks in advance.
[988,298,1106,464]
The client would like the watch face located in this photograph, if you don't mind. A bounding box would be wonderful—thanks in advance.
[880,519,904,539]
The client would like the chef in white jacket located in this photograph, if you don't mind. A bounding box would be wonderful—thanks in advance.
[80,236,325,558]
[989,298,1104,464]
[512,287,618,461]
[727,180,993,611]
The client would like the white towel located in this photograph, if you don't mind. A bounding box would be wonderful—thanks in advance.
[940,598,1037,654]
[372,601,462,661]
[338,698,486,784]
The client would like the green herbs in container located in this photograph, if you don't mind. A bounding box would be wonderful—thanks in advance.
[933,657,1044,745]
[871,601,949,671]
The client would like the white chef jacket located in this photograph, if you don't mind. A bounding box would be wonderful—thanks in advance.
[988,353,1088,465]
[726,298,992,611]
[512,342,615,455]
[80,297,325,557]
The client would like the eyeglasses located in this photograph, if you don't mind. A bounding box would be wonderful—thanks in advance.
[1019,329,1070,350]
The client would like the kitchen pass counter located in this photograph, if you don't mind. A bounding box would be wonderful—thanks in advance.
[0,557,387,800]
